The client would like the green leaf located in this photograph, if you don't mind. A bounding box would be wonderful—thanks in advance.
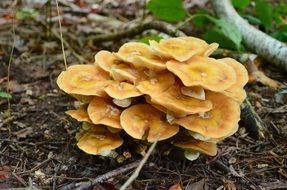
[203,18,242,50]
[271,25,287,42]
[255,0,273,28]
[232,0,250,10]
[16,8,39,20]
[0,91,12,99]
[138,35,163,44]
[147,0,186,22]
[192,10,211,28]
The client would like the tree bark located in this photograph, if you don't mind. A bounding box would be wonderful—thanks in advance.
[212,0,287,72]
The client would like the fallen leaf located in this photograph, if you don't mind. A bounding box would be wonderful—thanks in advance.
[0,166,11,180]
[169,183,182,190]
[248,71,280,89]
[186,179,208,190]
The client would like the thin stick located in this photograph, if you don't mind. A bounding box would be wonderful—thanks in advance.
[119,141,158,190]
[91,20,186,43]
[55,0,68,70]
[7,12,16,117]
[59,161,140,190]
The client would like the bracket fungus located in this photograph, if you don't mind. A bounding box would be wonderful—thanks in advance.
[57,36,247,160]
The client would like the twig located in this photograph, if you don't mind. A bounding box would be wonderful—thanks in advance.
[212,0,287,72]
[55,0,68,69]
[58,161,140,190]
[91,20,186,43]
[119,141,158,190]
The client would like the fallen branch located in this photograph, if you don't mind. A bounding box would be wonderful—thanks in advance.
[58,161,140,190]
[119,141,158,190]
[212,0,287,72]
[91,20,186,43]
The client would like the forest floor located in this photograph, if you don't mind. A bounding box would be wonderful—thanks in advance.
[0,1,287,190]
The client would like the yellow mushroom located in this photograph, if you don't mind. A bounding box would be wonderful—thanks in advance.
[219,58,248,102]
[116,42,166,71]
[87,97,121,129]
[174,91,240,139]
[57,64,111,96]
[94,50,121,72]
[166,56,237,92]
[77,125,123,156]
[65,105,91,123]
[120,104,179,142]
[151,85,213,115]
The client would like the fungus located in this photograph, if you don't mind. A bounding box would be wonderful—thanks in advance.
[120,104,179,142]
[104,81,142,99]
[87,97,121,129]
[166,56,237,92]
[77,125,123,156]
[57,65,111,96]
[151,85,213,115]
[136,72,175,96]
[173,139,217,156]
[219,58,249,102]
[174,91,240,139]
[110,64,147,83]
[116,42,166,71]
[94,50,121,72]
[180,86,205,100]
[65,105,91,123]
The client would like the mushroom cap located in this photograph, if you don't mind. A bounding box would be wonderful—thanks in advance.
[116,42,166,71]
[120,104,179,142]
[166,56,237,92]
[151,85,213,115]
[87,97,121,129]
[71,94,95,103]
[110,64,147,83]
[104,81,142,100]
[173,139,217,156]
[65,105,91,123]
[174,91,240,138]
[136,72,175,96]
[219,58,248,102]
[57,64,111,96]
[77,125,123,155]
[94,50,121,72]
[178,37,219,56]
[149,38,203,62]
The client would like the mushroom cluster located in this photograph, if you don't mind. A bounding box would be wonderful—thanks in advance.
[57,37,248,160]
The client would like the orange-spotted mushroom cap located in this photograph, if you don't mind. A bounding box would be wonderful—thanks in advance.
[77,125,123,156]
[65,105,91,123]
[219,58,248,102]
[173,139,217,156]
[136,72,175,96]
[110,64,147,83]
[120,104,179,142]
[174,91,240,139]
[104,81,142,99]
[94,50,121,72]
[149,38,204,62]
[116,42,166,71]
[166,56,237,92]
[57,64,111,96]
[151,85,212,115]
[87,97,121,129]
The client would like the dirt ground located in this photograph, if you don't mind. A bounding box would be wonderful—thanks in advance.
[0,1,287,190]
